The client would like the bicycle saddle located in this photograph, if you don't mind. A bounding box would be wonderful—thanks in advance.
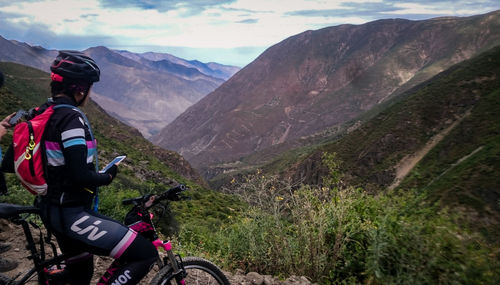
[0,203,40,218]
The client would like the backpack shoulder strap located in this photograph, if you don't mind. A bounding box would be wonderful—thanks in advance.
[53,104,96,148]
[53,104,101,212]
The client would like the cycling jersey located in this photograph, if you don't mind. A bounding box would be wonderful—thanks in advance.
[42,96,111,206]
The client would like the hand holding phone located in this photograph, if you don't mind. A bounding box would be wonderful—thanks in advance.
[8,110,26,126]
[100,155,126,173]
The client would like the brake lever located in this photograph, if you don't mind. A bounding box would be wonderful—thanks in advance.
[144,195,156,208]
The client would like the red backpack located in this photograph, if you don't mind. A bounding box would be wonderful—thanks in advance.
[12,104,96,196]
[12,105,57,195]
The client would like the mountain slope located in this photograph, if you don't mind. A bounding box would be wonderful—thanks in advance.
[116,50,240,80]
[153,11,500,175]
[84,46,226,138]
[0,36,57,72]
[283,44,500,236]
[0,61,248,248]
[0,61,205,188]
[0,39,239,138]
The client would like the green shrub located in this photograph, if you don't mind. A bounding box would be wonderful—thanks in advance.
[198,154,500,284]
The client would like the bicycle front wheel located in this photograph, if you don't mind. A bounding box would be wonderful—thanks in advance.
[150,256,230,285]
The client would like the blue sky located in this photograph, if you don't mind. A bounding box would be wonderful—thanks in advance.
[0,0,499,67]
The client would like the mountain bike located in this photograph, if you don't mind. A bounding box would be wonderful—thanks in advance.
[0,184,230,285]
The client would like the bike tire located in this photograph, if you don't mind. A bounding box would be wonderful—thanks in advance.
[150,256,230,285]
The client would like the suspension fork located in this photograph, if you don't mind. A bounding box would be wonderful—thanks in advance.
[153,240,186,285]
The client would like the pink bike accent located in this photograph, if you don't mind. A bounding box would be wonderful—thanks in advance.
[129,221,154,232]
[152,239,172,251]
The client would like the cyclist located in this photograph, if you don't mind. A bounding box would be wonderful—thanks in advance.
[1,51,157,285]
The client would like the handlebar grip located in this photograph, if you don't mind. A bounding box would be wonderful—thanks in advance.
[121,184,188,205]
[160,184,187,201]
[122,195,151,205]
[174,184,187,192]
[166,184,187,195]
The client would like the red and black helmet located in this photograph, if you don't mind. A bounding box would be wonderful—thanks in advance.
[50,50,100,83]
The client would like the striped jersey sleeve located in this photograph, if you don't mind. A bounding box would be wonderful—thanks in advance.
[60,114,87,149]
[45,109,97,167]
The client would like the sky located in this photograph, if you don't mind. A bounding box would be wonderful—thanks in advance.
[0,0,499,67]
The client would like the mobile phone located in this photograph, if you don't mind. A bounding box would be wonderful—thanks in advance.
[8,110,26,126]
[99,155,126,173]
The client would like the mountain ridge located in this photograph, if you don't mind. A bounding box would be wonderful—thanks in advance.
[0,38,240,138]
[153,10,500,177]
[116,50,240,80]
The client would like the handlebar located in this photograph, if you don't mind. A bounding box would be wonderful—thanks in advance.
[121,184,188,207]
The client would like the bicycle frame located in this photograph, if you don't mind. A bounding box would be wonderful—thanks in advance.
[153,240,187,284]
[0,205,70,285]
[0,185,201,285]
[1,206,187,285]
[125,197,188,284]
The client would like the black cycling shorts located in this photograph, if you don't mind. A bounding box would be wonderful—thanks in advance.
[38,201,137,258]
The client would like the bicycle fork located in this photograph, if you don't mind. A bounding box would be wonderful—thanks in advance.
[152,239,186,285]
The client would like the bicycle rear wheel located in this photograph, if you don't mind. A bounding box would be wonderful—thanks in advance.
[150,256,230,285]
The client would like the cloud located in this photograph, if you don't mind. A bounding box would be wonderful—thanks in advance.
[236,18,258,24]
[99,0,237,15]
[0,0,37,8]
[0,11,117,51]
[81,13,99,19]
[381,1,497,16]
[1,0,499,66]
[287,0,500,19]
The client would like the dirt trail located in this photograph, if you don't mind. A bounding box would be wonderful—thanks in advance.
[388,110,471,190]
[0,221,315,284]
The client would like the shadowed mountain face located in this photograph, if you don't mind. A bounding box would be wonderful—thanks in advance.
[153,11,500,174]
[0,36,57,72]
[0,39,240,138]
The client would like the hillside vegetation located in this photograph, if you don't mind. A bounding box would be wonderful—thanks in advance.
[280,45,500,238]
[199,155,499,284]
[193,44,500,283]
[0,61,245,240]
[2,44,499,283]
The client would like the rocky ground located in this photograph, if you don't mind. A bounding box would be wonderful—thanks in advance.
[0,220,316,285]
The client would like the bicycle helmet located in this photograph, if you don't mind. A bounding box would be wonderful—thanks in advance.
[50,50,100,83]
